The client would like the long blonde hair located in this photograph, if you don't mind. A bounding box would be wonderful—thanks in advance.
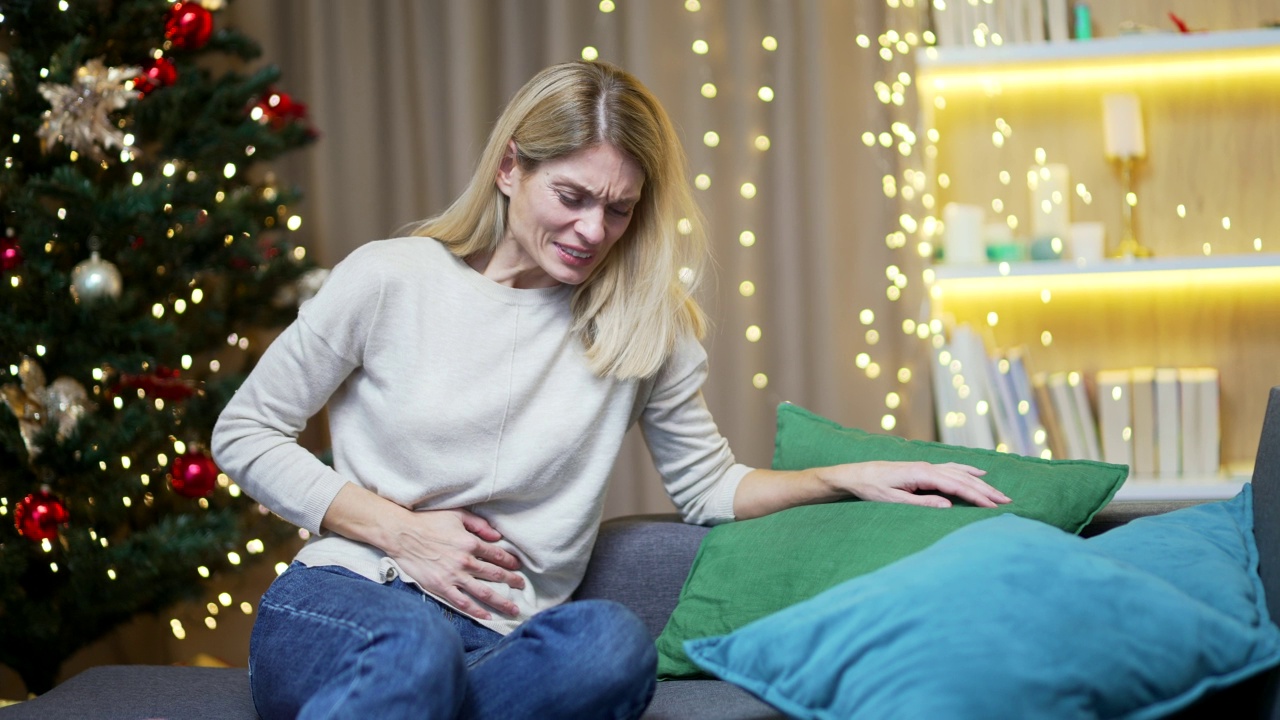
[410,60,708,380]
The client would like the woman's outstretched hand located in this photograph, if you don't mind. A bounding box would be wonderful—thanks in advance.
[321,483,525,620]
[733,461,1011,521]
[823,460,1009,509]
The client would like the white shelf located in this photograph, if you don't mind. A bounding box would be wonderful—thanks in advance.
[918,27,1280,71]
[1112,479,1248,503]
[930,253,1280,281]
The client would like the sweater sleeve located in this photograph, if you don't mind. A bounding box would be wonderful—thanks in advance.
[211,245,385,534]
[639,334,753,526]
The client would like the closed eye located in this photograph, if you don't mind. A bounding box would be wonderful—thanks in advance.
[556,192,585,208]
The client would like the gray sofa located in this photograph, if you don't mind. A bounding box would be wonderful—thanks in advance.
[6,387,1280,719]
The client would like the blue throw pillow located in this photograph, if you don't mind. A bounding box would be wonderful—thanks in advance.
[685,486,1280,720]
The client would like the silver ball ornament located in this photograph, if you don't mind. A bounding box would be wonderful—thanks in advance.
[41,377,91,440]
[70,251,123,304]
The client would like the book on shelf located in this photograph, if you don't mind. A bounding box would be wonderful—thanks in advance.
[931,325,996,450]
[984,350,1025,454]
[1005,348,1049,457]
[1178,367,1204,479]
[1095,370,1134,468]
[1177,367,1221,478]
[1044,368,1095,458]
[1154,368,1181,479]
[1031,371,1068,460]
[1129,367,1158,478]
[1070,371,1103,462]
[950,324,1001,450]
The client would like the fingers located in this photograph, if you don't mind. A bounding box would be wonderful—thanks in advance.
[464,553,526,590]
[449,510,521,570]
[884,488,952,509]
[455,509,504,542]
[421,555,524,620]
[467,537,522,572]
[941,462,987,477]
[441,580,521,620]
[915,464,1010,508]
[461,579,521,618]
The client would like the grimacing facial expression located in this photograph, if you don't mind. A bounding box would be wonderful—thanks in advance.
[495,142,645,288]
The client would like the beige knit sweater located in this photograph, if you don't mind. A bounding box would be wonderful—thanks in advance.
[212,237,750,635]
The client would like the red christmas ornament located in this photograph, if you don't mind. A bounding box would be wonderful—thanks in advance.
[135,57,178,96]
[108,366,196,401]
[15,490,70,542]
[252,88,309,129]
[169,450,219,498]
[164,2,214,50]
[1,237,22,272]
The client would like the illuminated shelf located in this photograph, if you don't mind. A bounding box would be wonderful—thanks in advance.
[930,253,1280,282]
[917,27,1280,71]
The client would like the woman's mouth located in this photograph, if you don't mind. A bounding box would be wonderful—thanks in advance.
[555,243,594,265]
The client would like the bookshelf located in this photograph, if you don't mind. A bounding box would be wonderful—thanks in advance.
[915,25,1280,502]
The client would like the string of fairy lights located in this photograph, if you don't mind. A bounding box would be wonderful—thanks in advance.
[585,0,779,395]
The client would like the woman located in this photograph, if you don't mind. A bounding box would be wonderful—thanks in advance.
[213,60,1007,720]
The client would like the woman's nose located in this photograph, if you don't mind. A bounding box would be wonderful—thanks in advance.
[576,207,606,245]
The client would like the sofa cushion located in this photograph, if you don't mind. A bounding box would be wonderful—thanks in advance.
[643,679,784,719]
[684,486,1280,720]
[655,402,1126,677]
[0,665,258,720]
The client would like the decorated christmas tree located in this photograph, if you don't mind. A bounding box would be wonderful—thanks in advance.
[0,0,317,694]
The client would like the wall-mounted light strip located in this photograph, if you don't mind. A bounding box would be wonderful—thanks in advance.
[918,28,1280,91]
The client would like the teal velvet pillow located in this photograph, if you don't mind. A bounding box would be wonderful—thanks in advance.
[685,487,1280,720]
[654,403,1127,678]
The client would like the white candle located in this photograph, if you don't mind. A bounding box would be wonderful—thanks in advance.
[1102,93,1146,159]
[943,203,986,264]
[1028,163,1070,239]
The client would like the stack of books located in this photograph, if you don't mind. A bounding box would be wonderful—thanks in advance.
[1092,367,1221,480]
[931,324,1221,480]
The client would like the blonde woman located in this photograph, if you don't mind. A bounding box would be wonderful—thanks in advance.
[213,60,1006,720]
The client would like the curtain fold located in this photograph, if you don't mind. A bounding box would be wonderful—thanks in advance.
[228,0,927,519]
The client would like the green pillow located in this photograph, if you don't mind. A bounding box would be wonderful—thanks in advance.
[655,402,1126,678]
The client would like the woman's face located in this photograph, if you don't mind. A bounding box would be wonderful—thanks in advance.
[490,142,644,289]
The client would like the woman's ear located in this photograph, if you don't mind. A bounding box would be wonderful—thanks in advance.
[495,140,519,196]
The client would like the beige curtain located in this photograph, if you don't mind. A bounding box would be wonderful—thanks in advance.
[227,0,936,518]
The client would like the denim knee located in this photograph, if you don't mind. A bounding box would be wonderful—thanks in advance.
[249,565,468,720]
[455,598,658,720]
[544,600,657,713]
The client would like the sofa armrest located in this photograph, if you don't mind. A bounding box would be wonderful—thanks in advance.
[1081,500,1199,537]
[573,514,709,640]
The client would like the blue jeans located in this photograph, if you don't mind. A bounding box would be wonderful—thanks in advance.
[248,563,656,720]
